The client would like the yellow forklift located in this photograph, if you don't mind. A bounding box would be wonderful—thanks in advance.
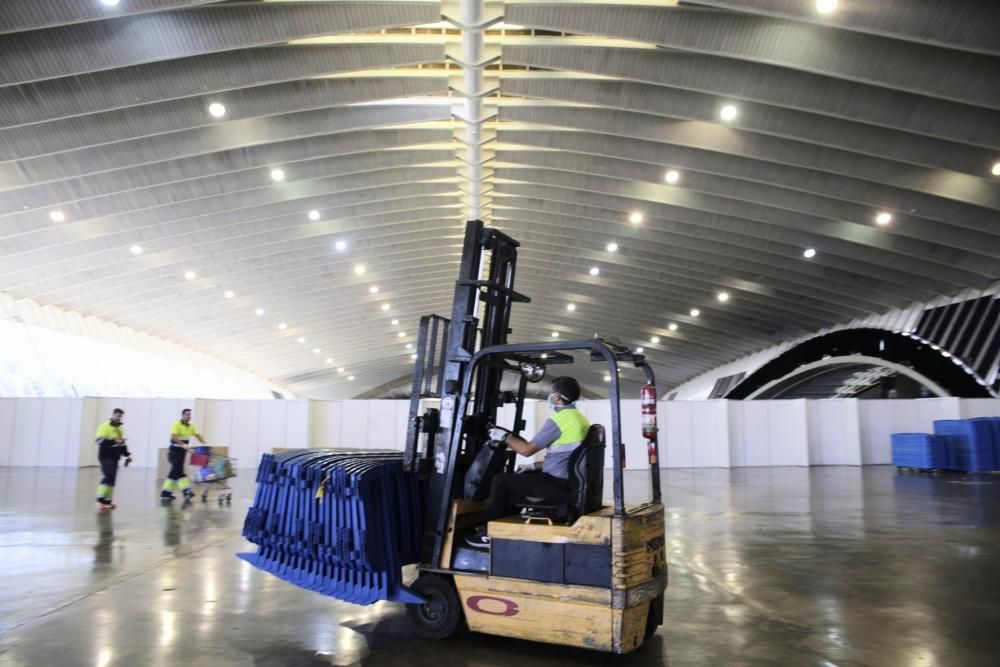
[401,220,667,653]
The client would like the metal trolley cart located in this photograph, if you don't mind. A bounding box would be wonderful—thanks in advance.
[189,446,236,505]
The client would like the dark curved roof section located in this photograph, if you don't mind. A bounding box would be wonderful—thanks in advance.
[726,328,993,399]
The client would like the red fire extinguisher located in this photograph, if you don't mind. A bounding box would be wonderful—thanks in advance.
[641,382,659,465]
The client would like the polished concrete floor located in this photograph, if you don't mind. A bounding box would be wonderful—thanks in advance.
[0,465,998,666]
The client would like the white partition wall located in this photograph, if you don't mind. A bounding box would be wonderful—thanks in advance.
[3,396,1000,469]
[729,400,810,467]
[807,400,862,466]
[662,401,731,468]
[203,399,310,464]
[961,399,1000,419]
[310,400,410,451]
[0,398,84,468]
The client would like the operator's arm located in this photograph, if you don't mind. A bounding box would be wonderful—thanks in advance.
[499,419,562,457]
[194,431,207,444]
[505,433,542,457]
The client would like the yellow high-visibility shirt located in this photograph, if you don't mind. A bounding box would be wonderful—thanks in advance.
[171,420,199,443]
[95,421,124,442]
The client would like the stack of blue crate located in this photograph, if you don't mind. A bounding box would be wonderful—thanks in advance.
[933,419,998,472]
[891,433,949,470]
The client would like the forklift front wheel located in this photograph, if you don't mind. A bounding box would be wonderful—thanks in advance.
[406,574,464,640]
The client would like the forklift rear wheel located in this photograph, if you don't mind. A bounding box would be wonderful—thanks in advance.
[406,574,463,640]
[644,593,665,641]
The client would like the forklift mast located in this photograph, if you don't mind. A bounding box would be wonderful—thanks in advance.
[405,220,530,562]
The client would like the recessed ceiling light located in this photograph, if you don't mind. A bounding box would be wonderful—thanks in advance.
[312,348,321,354]
[49,210,65,222]
[803,248,817,259]
[184,270,197,280]
[589,267,600,276]
[665,170,680,184]
[369,285,379,294]
[308,210,320,221]
[607,242,618,253]
[398,331,406,338]
[603,375,611,383]
[335,240,347,251]
[635,347,644,354]
[551,332,560,338]
[720,104,738,122]
[381,303,391,311]
[410,353,418,360]
[278,322,287,330]
[668,323,678,331]
[629,212,643,224]
[391,319,399,326]
[815,0,837,14]
[992,162,1000,176]
[875,212,892,225]
[101,0,120,6]
[255,308,264,316]
[270,168,285,182]
[129,245,143,255]
[690,308,700,317]
[354,265,365,275]
[717,291,730,302]
[651,336,660,344]
[567,303,576,311]
[297,337,305,344]
[348,375,355,381]
[540,353,548,359]
[224,290,235,299]
[326,358,333,364]
[405,343,413,349]
[337,367,344,373]
[208,102,226,118]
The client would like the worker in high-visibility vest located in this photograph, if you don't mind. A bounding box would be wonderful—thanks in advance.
[95,408,132,510]
[468,376,590,547]
[161,408,206,503]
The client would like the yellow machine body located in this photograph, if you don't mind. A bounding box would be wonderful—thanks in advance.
[440,502,667,653]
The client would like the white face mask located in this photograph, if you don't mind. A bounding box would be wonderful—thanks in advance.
[547,392,560,412]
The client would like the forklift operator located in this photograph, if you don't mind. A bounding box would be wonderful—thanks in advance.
[468,376,589,547]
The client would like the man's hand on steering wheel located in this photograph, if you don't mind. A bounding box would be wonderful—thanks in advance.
[488,426,510,444]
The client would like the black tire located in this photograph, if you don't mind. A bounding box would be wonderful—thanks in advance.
[406,574,464,640]
[644,593,665,641]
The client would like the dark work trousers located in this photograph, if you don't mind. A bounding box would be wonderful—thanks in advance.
[486,471,569,521]
[167,444,188,481]
[99,452,120,488]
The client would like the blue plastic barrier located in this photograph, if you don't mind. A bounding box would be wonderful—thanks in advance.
[891,433,949,470]
[238,450,425,605]
[933,419,998,472]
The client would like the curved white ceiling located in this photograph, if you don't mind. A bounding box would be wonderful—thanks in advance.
[1,0,998,398]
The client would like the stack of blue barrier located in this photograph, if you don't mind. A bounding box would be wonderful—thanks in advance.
[980,417,1000,464]
[933,419,998,472]
[238,450,425,605]
[891,433,949,470]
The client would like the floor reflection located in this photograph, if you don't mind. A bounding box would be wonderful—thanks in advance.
[0,465,998,666]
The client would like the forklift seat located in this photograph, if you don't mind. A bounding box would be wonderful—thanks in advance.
[517,424,606,524]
